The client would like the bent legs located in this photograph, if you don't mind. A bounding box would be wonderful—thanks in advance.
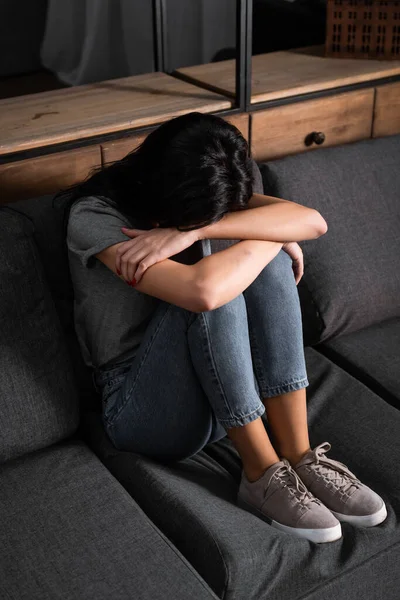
[224,249,312,480]
[96,293,270,464]
[242,248,311,469]
[95,247,311,476]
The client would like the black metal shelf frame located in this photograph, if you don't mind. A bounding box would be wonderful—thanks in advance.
[236,0,253,112]
[153,0,253,111]
[152,0,168,73]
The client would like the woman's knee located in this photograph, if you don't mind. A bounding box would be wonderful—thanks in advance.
[242,249,301,322]
[195,292,248,338]
[251,249,296,295]
[267,248,293,277]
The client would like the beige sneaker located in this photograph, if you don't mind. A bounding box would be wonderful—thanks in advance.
[294,443,387,528]
[237,459,342,543]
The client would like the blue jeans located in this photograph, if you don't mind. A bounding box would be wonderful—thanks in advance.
[93,244,309,463]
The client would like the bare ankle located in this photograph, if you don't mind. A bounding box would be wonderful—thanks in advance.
[280,447,311,467]
[244,460,279,483]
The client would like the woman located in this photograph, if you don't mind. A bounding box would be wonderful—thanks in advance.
[57,112,387,544]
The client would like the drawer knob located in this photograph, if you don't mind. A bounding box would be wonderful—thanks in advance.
[305,131,326,147]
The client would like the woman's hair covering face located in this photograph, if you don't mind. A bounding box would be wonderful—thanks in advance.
[54,112,254,232]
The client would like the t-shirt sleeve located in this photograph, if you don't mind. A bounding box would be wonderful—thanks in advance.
[67,196,137,268]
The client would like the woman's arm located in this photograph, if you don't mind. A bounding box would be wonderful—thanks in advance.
[95,238,283,312]
[115,192,326,287]
[198,193,327,242]
[247,192,293,208]
[193,238,283,309]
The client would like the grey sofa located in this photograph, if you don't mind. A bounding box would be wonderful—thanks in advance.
[1,133,399,599]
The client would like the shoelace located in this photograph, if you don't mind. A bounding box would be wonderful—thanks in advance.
[267,461,320,508]
[309,442,362,496]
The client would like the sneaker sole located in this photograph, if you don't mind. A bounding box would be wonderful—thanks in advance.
[237,496,342,544]
[331,502,387,527]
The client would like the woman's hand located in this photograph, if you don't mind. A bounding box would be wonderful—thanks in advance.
[282,241,304,285]
[115,226,199,284]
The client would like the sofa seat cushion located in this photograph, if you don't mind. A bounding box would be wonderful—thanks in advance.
[259,134,400,343]
[86,348,400,600]
[316,317,400,409]
[0,440,217,600]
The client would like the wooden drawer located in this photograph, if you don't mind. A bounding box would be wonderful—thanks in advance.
[101,114,249,165]
[251,89,374,161]
[0,145,101,204]
[372,82,400,138]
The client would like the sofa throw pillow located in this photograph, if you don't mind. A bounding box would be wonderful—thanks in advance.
[0,207,80,463]
[260,134,400,342]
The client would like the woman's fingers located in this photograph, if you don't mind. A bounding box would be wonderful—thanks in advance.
[120,246,142,283]
[125,250,158,284]
[116,237,149,278]
[133,252,160,283]
[115,240,137,275]
[120,246,156,284]
[293,259,304,285]
[117,228,146,274]
[115,231,169,284]
[127,251,145,283]
[121,227,146,237]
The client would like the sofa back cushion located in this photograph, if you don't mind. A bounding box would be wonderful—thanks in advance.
[260,134,400,343]
[0,207,80,463]
[7,194,99,411]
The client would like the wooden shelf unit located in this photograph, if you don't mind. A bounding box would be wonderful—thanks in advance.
[175,45,400,104]
[0,72,232,158]
[2,46,400,204]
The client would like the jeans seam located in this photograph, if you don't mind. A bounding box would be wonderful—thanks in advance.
[259,376,309,397]
[107,303,174,428]
[198,312,236,424]
[217,403,266,427]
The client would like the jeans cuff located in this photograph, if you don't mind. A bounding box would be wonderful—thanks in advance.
[260,377,309,398]
[217,402,266,429]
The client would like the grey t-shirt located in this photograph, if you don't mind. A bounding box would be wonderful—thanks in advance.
[67,195,161,371]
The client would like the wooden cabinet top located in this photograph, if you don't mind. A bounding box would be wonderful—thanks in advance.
[176,45,400,104]
[0,72,232,156]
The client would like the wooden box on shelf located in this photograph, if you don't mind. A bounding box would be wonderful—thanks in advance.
[326,0,400,60]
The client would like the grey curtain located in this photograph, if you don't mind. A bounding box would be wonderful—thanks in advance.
[40,0,235,86]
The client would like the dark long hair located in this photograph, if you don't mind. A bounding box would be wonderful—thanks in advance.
[54,111,254,234]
